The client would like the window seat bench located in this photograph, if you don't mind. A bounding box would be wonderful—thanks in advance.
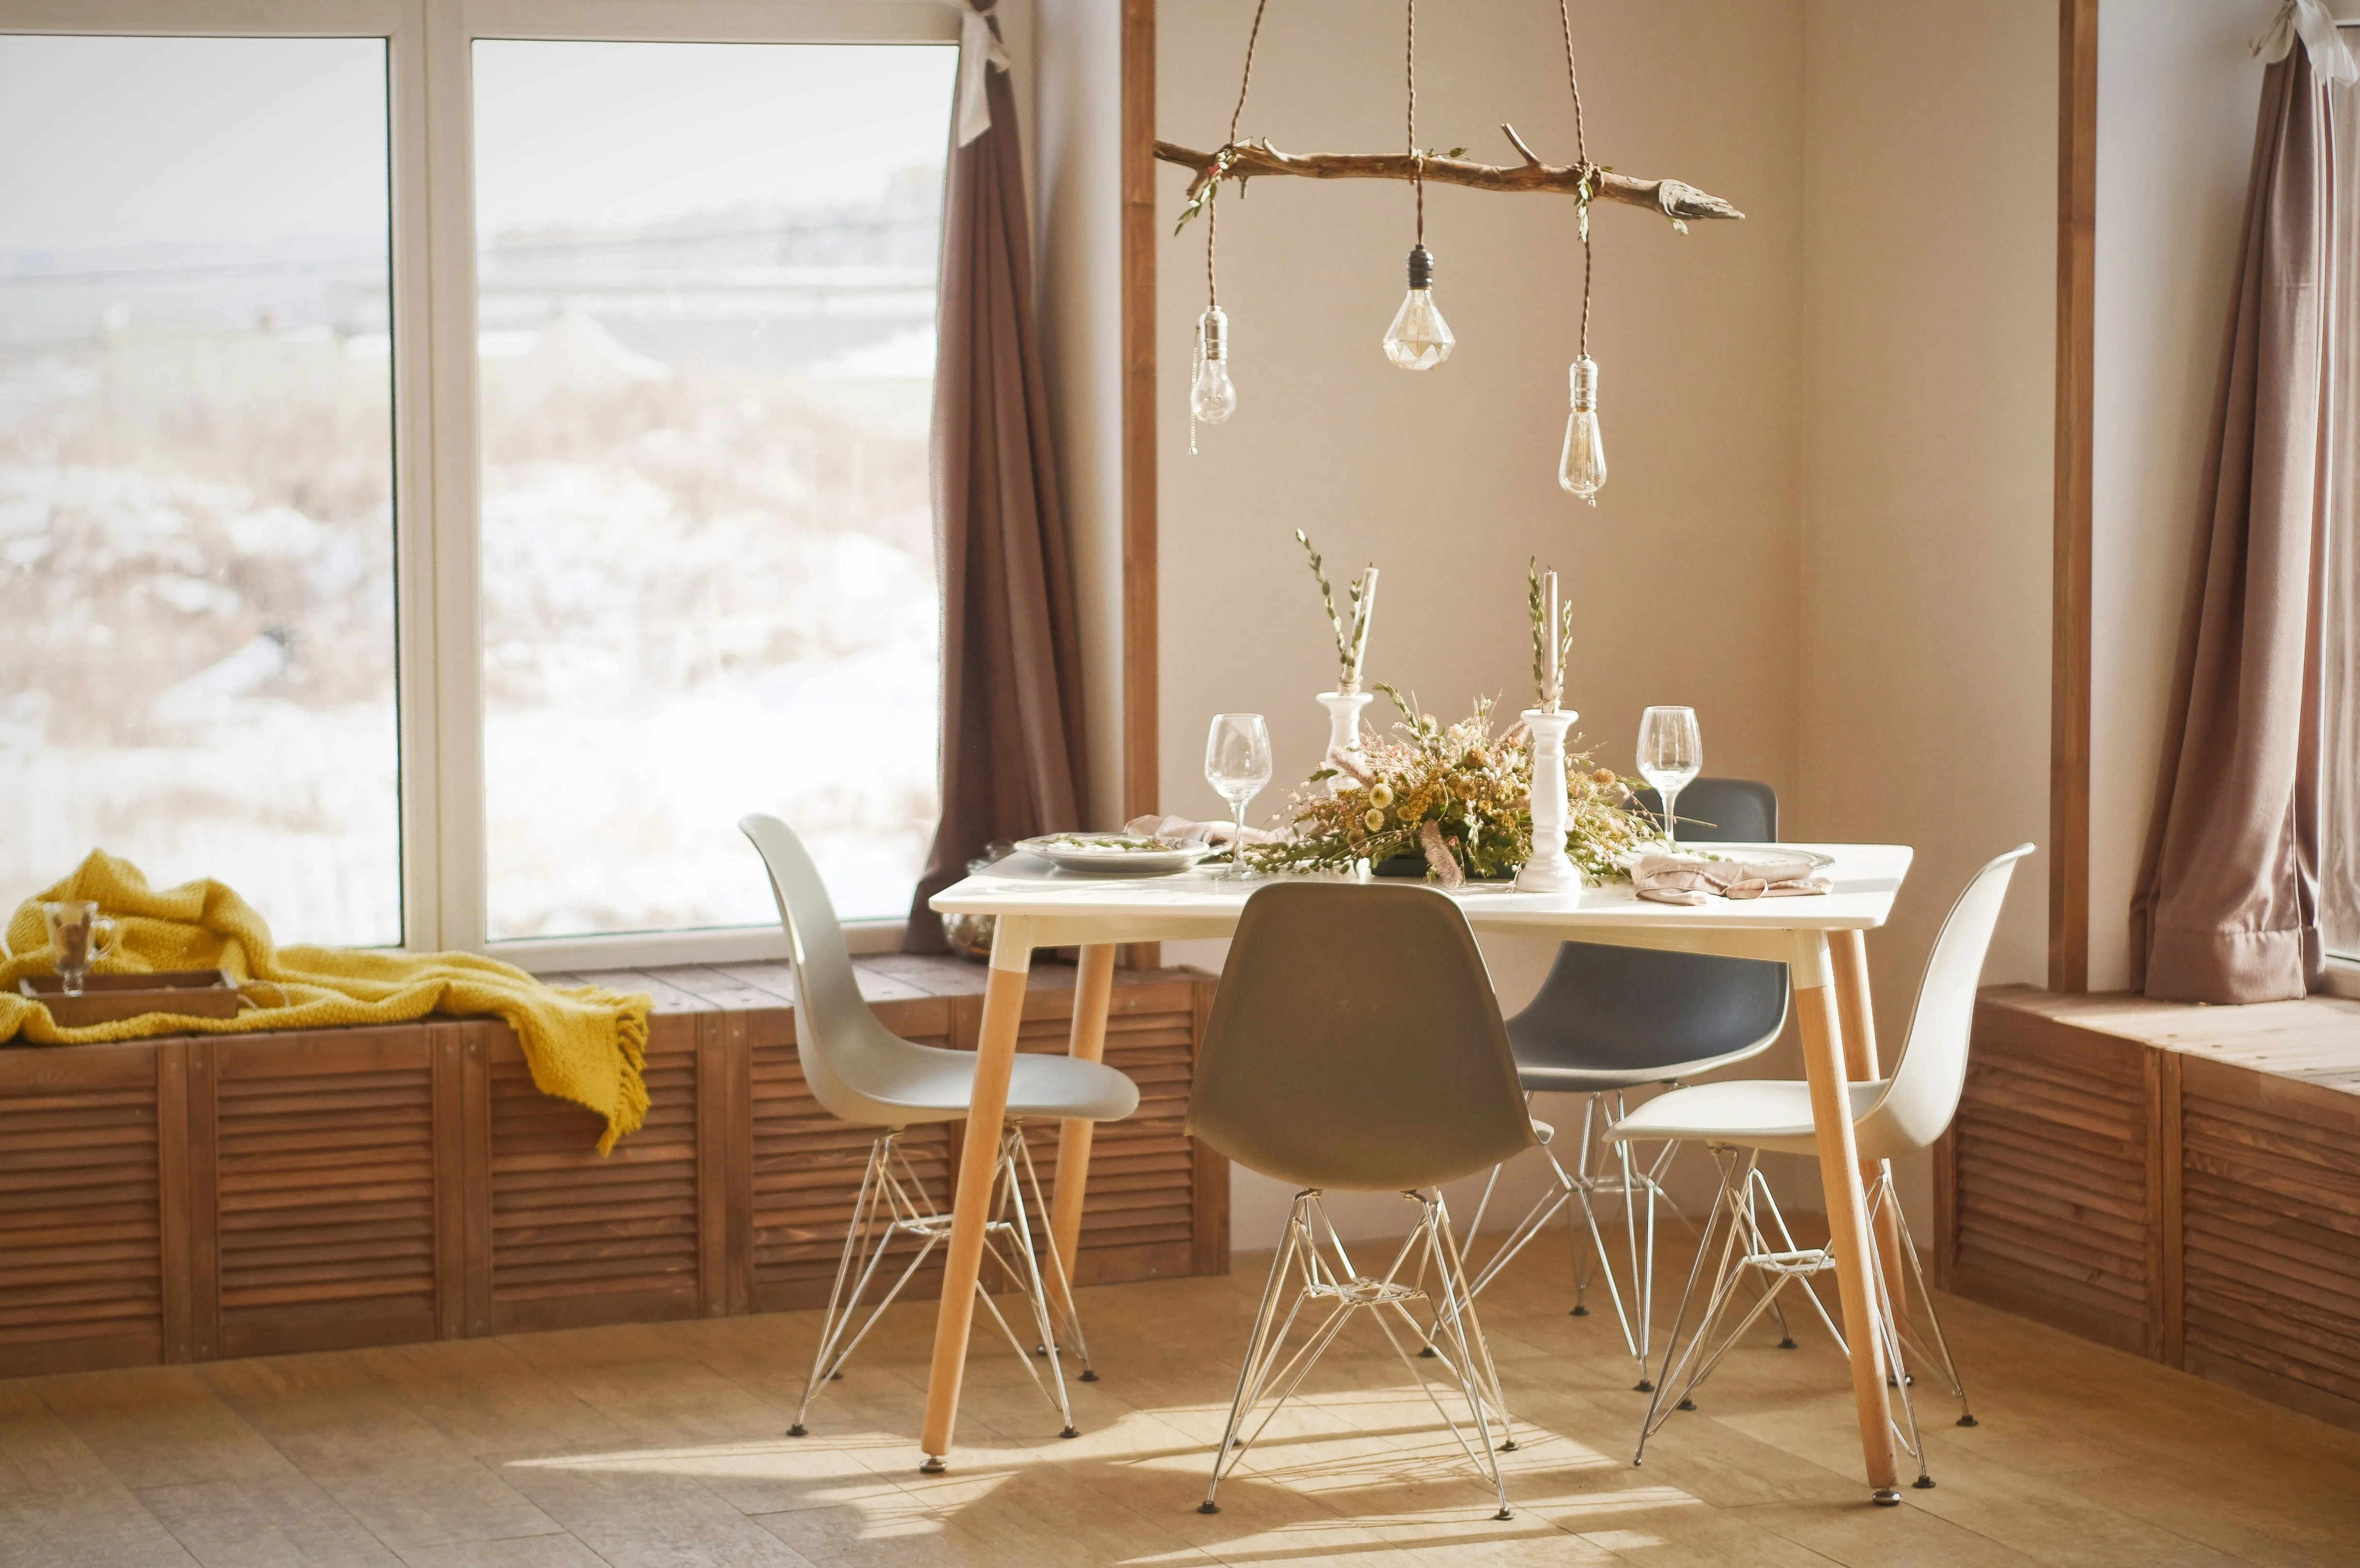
[0,955,1223,1376]
[1943,984,2360,1432]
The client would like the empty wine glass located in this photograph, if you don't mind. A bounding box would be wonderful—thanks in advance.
[1204,713,1274,880]
[1637,706,1702,849]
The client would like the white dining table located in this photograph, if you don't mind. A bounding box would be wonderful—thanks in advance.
[926,843,1917,1502]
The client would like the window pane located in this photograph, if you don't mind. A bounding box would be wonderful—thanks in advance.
[474,40,952,941]
[0,37,400,946]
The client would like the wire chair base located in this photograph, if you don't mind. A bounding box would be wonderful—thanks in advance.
[1201,1189,1515,1522]
[1633,1146,1976,1488]
[790,1122,1091,1441]
[1460,1091,1685,1383]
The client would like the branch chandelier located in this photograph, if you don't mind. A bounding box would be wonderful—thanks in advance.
[1170,0,1745,503]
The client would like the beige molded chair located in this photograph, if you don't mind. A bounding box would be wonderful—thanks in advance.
[739,814,1139,1443]
[1611,843,2032,1499]
[1188,880,1539,1521]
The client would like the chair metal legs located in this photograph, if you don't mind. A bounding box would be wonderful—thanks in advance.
[1201,1189,1515,1522]
[790,1122,1091,1440]
[1632,1147,1975,1488]
[1461,1092,1680,1384]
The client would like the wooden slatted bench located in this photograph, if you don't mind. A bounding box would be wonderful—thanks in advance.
[0,956,1223,1377]
[1939,983,2360,1432]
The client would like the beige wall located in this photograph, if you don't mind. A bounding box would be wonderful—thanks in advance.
[2087,0,2274,990]
[1030,1,2064,1247]
[1796,0,2056,1224]
[1156,0,1809,1243]
[1032,0,1128,834]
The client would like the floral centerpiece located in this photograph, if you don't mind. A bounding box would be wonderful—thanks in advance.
[1249,686,1650,887]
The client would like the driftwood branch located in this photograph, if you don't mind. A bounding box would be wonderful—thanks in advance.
[1158,122,1744,226]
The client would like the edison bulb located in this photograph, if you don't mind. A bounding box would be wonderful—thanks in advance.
[1381,245,1455,370]
[1191,306,1237,424]
[1559,355,1605,503]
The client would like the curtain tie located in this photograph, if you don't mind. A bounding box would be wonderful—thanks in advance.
[2254,0,2358,85]
[941,0,1011,145]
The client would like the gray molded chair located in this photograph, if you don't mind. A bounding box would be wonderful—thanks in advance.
[1188,880,1536,1521]
[739,814,1139,1445]
[1462,779,1790,1385]
[1614,844,2033,1496]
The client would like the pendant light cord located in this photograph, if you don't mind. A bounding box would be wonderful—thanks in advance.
[1558,0,1592,356]
[1207,0,1273,311]
[1407,0,1423,245]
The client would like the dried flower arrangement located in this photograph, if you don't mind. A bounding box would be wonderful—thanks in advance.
[1295,529,1378,695]
[1249,686,1651,887]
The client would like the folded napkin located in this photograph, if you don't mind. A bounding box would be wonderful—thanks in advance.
[1124,814,1281,848]
[1632,851,1830,906]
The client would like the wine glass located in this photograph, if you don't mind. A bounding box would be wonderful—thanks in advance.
[1637,706,1702,849]
[1204,714,1274,880]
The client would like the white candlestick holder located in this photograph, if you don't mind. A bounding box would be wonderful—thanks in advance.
[1316,690,1375,795]
[1518,707,1584,893]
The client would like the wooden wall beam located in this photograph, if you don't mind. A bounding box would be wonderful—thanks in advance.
[1121,0,1157,830]
[2049,0,2097,992]
[1121,0,1160,972]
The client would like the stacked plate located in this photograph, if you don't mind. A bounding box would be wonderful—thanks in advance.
[1014,833,1220,875]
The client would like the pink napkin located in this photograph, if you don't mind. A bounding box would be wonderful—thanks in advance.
[1632,851,1830,906]
[1124,814,1281,848]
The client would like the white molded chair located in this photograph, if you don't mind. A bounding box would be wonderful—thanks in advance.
[1610,843,2033,1494]
[739,814,1139,1444]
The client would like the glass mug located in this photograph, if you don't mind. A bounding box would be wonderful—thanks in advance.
[41,900,119,997]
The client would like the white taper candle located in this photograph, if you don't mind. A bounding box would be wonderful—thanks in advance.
[1544,569,1561,710]
[1349,567,1380,691]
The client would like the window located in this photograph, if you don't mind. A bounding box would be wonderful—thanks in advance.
[0,5,960,966]
[0,35,400,945]
[473,41,951,940]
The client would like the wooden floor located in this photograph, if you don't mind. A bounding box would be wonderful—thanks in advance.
[6,1226,2360,1568]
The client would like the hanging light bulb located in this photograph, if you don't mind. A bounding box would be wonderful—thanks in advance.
[1558,355,1605,504]
[1191,306,1237,424]
[1381,245,1454,370]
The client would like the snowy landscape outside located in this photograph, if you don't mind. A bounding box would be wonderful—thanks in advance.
[0,36,950,948]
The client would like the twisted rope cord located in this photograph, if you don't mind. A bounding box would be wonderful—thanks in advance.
[1558,0,1595,357]
[1408,0,1423,245]
[1207,0,1274,309]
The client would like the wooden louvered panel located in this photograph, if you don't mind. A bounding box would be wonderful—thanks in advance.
[212,1031,438,1358]
[0,1046,164,1375]
[1012,987,1200,1285]
[487,1018,700,1331]
[747,1002,956,1311]
[1946,1003,2156,1356]
[2177,1057,2360,1428]
[0,957,1222,1371]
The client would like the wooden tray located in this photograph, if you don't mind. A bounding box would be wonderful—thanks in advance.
[17,969,246,1027]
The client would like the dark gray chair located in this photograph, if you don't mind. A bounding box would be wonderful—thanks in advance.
[1461,778,1790,1388]
[1188,881,1535,1521]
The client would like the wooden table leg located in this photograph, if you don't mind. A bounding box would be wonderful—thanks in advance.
[919,915,1035,1471]
[1046,944,1118,1330]
[1792,929,1901,1502]
[1830,929,1908,1320]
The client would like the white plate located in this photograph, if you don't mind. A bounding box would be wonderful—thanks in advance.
[1016,833,1221,875]
[1659,843,1835,869]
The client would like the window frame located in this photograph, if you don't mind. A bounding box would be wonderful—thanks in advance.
[0,0,962,969]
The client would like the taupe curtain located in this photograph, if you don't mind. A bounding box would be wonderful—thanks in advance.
[2130,46,2337,1003]
[2323,66,2360,958]
[904,9,1090,952]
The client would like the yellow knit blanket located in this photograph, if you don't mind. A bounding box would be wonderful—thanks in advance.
[0,852,650,1153]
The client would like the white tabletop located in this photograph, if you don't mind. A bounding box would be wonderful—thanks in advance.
[932,843,1914,964]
